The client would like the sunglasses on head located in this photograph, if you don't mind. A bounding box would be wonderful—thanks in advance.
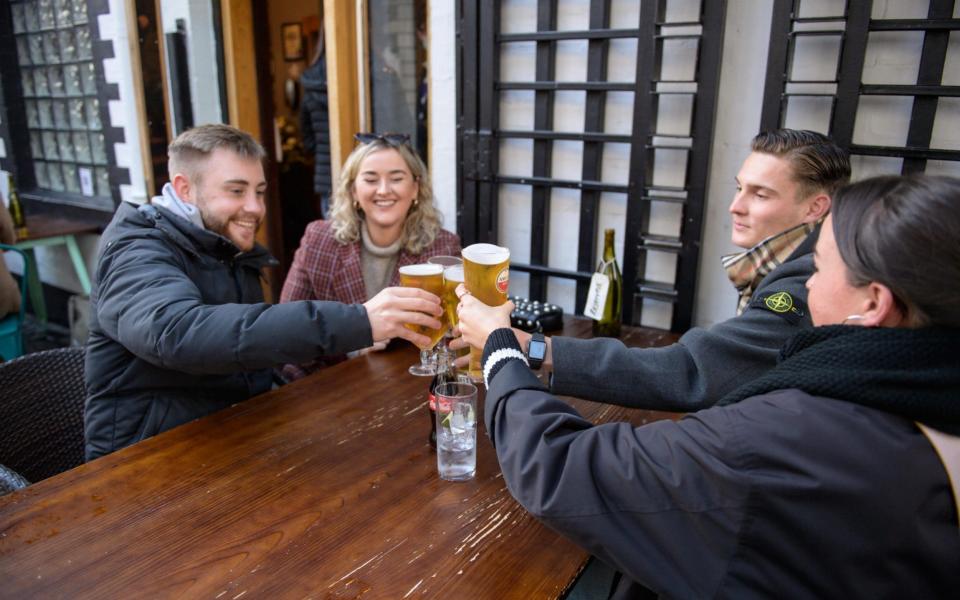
[354,132,411,147]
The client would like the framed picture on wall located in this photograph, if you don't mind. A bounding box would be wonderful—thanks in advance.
[282,22,304,61]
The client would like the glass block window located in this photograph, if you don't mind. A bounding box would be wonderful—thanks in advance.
[9,0,113,203]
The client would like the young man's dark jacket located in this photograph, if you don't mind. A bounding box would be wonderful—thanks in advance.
[548,230,818,411]
[84,202,373,460]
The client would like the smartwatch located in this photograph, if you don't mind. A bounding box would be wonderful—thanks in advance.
[526,332,547,370]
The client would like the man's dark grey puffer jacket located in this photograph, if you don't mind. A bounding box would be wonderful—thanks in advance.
[84,202,372,460]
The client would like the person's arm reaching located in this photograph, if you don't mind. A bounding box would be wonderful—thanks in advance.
[481,333,750,596]
[95,236,440,373]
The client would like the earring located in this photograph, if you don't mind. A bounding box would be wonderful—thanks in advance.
[414,198,419,206]
[842,314,864,325]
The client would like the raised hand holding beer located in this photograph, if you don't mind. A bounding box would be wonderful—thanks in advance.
[455,284,514,352]
[399,263,448,375]
[460,243,510,381]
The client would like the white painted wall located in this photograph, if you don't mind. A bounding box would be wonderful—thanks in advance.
[429,2,459,234]
[694,0,773,327]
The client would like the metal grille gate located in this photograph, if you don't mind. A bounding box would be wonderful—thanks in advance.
[760,0,960,173]
[457,0,726,332]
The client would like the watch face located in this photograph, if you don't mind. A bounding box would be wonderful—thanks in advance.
[528,340,547,361]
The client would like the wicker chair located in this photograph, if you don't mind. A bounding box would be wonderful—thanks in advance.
[0,346,86,493]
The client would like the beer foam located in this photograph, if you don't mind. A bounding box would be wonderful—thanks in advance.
[461,243,510,265]
[444,265,465,282]
[399,263,445,276]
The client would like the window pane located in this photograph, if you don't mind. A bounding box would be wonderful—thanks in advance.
[12,4,27,34]
[21,69,35,97]
[30,132,44,159]
[24,3,40,32]
[90,132,107,165]
[52,99,69,129]
[34,162,50,188]
[64,63,82,96]
[95,167,110,197]
[48,65,65,97]
[38,99,53,128]
[69,98,86,129]
[75,26,92,60]
[29,34,45,65]
[43,31,60,63]
[85,98,102,129]
[63,163,80,193]
[58,131,74,162]
[16,37,32,66]
[34,67,50,96]
[81,62,97,94]
[26,100,39,128]
[38,0,56,30]
[48,162,66,192]
[58,29,76,62]
[72,131,91,163]
[71,0,88,25]
[42,131,60,160]
[54,0,73,28]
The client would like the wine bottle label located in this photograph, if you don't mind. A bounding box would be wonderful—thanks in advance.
[584,272,610,320]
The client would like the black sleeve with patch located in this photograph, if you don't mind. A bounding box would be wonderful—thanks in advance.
[749,290,808,326]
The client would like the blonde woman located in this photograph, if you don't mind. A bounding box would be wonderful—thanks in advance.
[280,133,460,380]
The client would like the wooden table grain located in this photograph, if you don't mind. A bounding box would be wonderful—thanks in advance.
[0,319,679,599]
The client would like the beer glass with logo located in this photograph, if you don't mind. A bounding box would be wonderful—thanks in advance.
[399,263,447,376]
[461,243,510,382]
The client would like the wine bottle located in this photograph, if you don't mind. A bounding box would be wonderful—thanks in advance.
[7,173,28,240]
[591,228,622,338]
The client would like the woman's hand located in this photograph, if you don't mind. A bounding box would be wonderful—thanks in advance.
[455,284,514,352]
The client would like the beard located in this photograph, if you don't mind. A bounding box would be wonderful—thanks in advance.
[196,198,261,252]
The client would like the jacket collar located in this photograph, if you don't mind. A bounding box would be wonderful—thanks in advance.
[722,222,820,313]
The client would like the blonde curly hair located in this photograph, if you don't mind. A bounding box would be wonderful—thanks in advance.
[328,140,443,254]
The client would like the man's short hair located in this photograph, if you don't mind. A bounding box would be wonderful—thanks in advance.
[168,124,266,184]
[751,129,851,199]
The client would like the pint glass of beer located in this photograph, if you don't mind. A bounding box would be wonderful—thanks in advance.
[442,264,464,332]
[442,264,471,361]
[461,243,510,381]
[399,263,447,376]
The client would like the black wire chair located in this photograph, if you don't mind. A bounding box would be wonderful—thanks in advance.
[0,346,86,494]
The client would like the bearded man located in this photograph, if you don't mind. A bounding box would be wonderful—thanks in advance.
[84,125,441,459]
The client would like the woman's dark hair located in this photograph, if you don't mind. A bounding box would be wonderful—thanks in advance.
[831,174,960,327]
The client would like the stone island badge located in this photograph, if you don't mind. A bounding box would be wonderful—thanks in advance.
[765,291,793,313]
[751,290,807,324]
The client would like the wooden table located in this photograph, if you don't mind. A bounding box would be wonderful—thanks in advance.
[14,213,101,323]
[0,320,679,598]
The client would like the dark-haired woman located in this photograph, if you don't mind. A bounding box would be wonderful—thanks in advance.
[457,174,960,597]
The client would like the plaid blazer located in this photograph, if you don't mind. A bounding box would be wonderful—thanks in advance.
[279,219,461,379]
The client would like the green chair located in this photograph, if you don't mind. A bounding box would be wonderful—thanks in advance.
[0,244,29,362]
